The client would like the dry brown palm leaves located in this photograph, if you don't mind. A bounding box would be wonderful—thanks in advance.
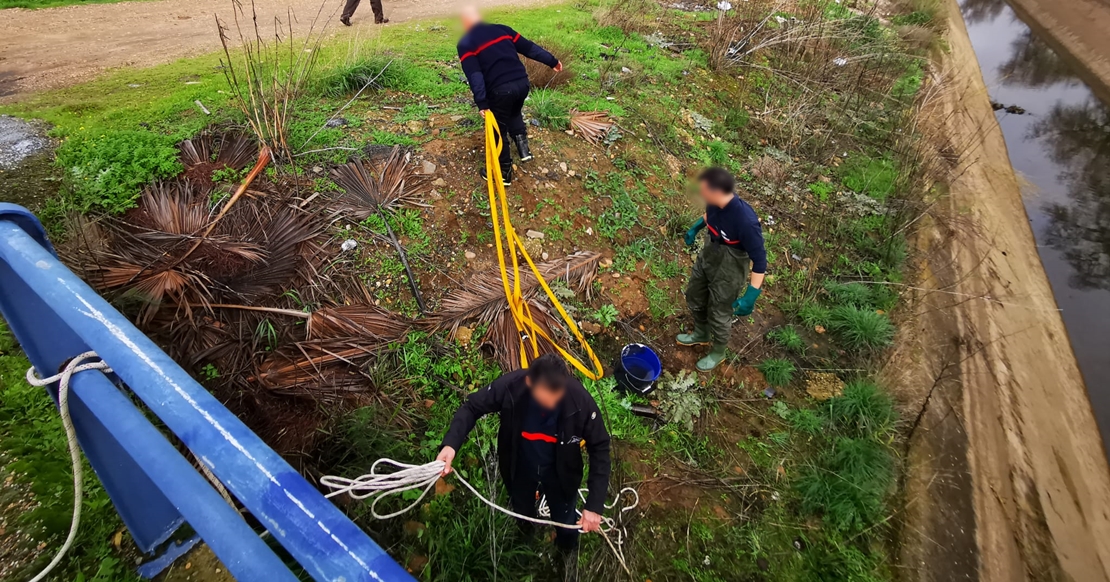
[254,339,381,400]
[425,251,601,371]
[331,146,430,220]
[204,303,411,341]
[179,131,257,191]
[83,179,320,323]
[569,110,616,145]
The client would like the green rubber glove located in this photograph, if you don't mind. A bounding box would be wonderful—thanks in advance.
[732,285,762,316]
[684,217,706,246]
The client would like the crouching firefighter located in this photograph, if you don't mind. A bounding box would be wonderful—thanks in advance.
[678,167,768,371]
[435,354,611,552]
[457,5,563,186]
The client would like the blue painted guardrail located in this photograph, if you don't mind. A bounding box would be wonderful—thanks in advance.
[0,204,413,582]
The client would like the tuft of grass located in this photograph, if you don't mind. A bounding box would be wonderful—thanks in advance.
[795,436,895,533]
[757,358,796,387]
[826,379,896,437]
[828,305,895,350]
[824,281,872,308]
[645,280,678,319]
[798,300,831,329]
[528,89,570,129]
[767,326,805,353]
[838,154,898,200]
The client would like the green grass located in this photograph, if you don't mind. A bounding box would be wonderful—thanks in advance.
[527,89,570,129]
[767,325,805,353]
[0,0,141,9]
[0,324,137,581]
[828,305,896,350]
[757,358,796,387]
[839,154,898,201]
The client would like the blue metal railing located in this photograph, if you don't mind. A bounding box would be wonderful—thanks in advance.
[0,204,413,582]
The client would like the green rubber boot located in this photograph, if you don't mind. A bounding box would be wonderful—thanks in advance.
[696,344,728,372]
[676,326,711,346]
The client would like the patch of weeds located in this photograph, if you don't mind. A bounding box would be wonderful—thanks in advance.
[59,130,182,213]
[824,280,873,308]
[807,181,834,202]
[795,435,895,534]
[757,358,795,387]
[393,103,431,123]
[789,407,824,436]
[593,304,620,327]
[767,326,805,353]
[838,153,897,201]
[369,129,418,146]
[828,305,895,350]
[649,258,684,280]
[528,89,570,129]
[656,370,702,431]
[201,363,220,381]
[645,280,678,319]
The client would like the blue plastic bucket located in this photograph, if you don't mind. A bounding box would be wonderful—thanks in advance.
[614,343,661,395]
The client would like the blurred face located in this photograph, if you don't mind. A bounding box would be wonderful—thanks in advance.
[698,179,723,205]
[526,377,566,410]
[459,5,481,30]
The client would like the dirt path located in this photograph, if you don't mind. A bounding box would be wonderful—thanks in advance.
[894,1,1110,581]
[0,0,537,99]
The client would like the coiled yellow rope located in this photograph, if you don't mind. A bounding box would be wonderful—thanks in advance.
[483,115,604,380]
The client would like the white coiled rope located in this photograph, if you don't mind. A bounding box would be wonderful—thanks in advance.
[321,459,639,573]
[24,352,112,582]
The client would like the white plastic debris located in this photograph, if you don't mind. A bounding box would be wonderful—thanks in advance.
[774,15,786,24]
[340,239,358,252]
[833,57,848,67]
[716,0,731,10]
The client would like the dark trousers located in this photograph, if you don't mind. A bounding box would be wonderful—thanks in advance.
[487,79,530,167]
[341,0,383,22]
[508,464,579,550]
[686,241,749,346]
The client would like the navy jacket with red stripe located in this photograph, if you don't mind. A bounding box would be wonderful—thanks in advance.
[705,196,768,274]
[457,22,558,110]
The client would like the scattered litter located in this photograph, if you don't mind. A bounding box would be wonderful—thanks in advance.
[325,117,349,128]
[833,57,848,67]
[621,66,632,74]
[194,100,210,115]
[762,386,776,398]
[716,0,731,10]
[585,227,594,236]
[340,239,358,252]
[525,229,545,239]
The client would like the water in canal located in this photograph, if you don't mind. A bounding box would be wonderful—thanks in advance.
[960,0,1110,449]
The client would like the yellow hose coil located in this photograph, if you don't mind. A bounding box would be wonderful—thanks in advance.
[483,115,604,380]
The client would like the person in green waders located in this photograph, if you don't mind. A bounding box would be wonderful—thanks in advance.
[677,167,767,371]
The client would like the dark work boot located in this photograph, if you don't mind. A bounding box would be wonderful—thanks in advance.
[340,16,352,26]
[512,134,534,162]
[479,163,513,187]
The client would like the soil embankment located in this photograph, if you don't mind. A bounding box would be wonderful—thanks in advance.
[0,0,537,100]
[894,1,1110,581]
[1005,0,1110,104]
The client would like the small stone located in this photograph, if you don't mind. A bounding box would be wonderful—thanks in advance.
[185,563,192,570]
[433,178,446,187]
[600,257,613,268]
[422,160,437,174]
[450,115,465,122]
[565,130,575,135]
[429,189,442,200]
[568,170,576,177]
[541,252,549,260]
[559,162,568,173]
[406,120,424,133]
[541,167,549,174]
[612,273,620,279]
[312,165,323,174]
[423,399,436,408]
[465,251,476,259]
[585,227,594,236]
[525,229,545,239]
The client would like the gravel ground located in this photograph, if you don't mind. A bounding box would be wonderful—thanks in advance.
[0,115,50,171]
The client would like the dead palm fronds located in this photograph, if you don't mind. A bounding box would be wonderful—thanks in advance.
[332,149,431,315]
[331,147,430,218]
[179,131,258,191]
[570,110,616,145]
[83,179,320,323]
[426,251,601,335]
[203,303,411,341]
[425,252,601,370]
[254,339,380,400]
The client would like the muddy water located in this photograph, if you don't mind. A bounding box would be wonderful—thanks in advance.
[960,0,1110,450]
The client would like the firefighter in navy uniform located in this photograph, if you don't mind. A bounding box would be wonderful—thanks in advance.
[457,6,563,186]
[435,354,611,552]
[677,167,768,371]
